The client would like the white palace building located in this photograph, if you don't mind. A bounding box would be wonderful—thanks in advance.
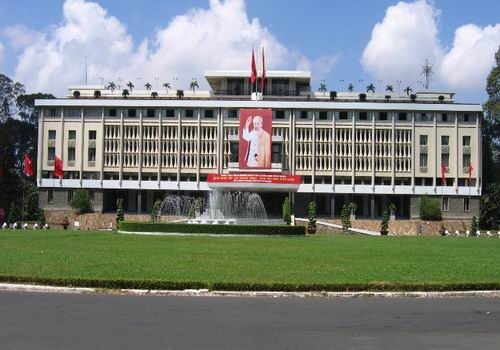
[35,70,482,219]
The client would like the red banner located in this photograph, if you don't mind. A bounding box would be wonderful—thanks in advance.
[239,108,272,169]
[208,173,301,185]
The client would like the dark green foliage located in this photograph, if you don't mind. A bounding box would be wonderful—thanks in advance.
[70,189,93,214]
[7,202,21,223]
[381,210,390,232]
[341,204,351,231]
[119,221,306,236]
[116,198,124,225]
[307,201,317,231]
[480,183,500,228]
[282,197,292,225]
[470,216,478,236]
[329,91,337,101]
[419,196,442,221]
[359,93,367,102]
[151,200,161,221]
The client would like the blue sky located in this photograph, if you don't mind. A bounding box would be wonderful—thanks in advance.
[0,0,499,102]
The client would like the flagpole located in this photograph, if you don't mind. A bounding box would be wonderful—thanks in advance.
[21,160,25,225]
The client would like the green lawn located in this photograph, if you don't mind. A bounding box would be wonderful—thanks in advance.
[1,230,499,291]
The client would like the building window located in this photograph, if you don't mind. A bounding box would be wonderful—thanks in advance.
[442,197,449,211]
[68,147,76,162]
[463,136,471,146]
[463,198,470,211]
[67,190,74,204]
[271,143,281,163]
[205,110,214,118]
[146,109,155,118]
[49,108,57,117]
[398,112,407,121]
[420,153,428,168]
[48,147,55,161]
[464,114,470,122]
[378,112,388,121]
[68,130,76,140]
[463,154,471,170]
[228,109,237,118]
[420,113,429,121]
[89,130,96,140]
[64,108,81,117]
[48,130,56,140]
[108,108,117,117]
[89,191,95,205]
[47,189,54,204]
[441,136,449,146]
[319,111,327,120]
[442,153,449,167]
[420,135,428,145]
[185,109,194,118]
[275,110,285,119]
[359,112,368,120]
[339,111,348,120]
[165,109,175,118]
[441,113,448,122]
[230,142,239,162]
[88,148,96,162]
[127,109,137,118]
[300,111,308,119]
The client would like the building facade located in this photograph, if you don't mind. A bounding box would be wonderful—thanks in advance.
[35,70,482,219]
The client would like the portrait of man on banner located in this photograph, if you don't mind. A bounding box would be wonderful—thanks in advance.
[239,109,272,169]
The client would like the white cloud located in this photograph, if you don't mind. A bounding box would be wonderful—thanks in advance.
[440,24,500,89]
[0,41,4,69]
[9,0,336,95]
[3,25,43,50]
[361,0,500,91]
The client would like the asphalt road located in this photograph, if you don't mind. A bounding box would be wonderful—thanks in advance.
[0,291,499,350]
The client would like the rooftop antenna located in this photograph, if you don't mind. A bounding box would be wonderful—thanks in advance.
[421,59,434,90]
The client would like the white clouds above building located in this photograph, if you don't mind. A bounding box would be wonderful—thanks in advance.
[5,0,335,95]
[361,0,500,91]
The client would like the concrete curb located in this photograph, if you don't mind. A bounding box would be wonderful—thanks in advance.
[1,283,500,298]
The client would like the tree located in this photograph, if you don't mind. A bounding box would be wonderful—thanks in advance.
[385,85,393,92]
[0,74,25,123]
[107,82,116,92]
[419,196,442,221]
[341,204,351,231]
[359,93,367,102]
[282,197,292,225]
[176,90,184,99]
[17,93,55,126]
[329,91,337,101]
[307,201,317,233]
[151,199,161,221]
[404,86,412,95]
[73,90,81,98]
[348,83,354,93]
[145,82,152,91]
[116,198,125,225]
[385,95,391,102]
[122,89,130,99]
[470,216,478,236]
[318,83,327,94]
[190,79,199,93]
[163,82,171,93]
[366,84,375,93]
[126,81,134,92]
[94,90,101,98]
[151,91,158,99]
[70,189,93,214]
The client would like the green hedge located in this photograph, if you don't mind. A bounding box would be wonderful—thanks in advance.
[119,221,306,236]
[419,196,442,221]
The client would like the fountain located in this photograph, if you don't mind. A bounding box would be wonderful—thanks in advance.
[158,190,269,225]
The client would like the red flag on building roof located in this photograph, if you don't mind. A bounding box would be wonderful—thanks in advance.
[441,161,447,186]
[261,47,265,94]
[250,47,257,85]
[24,153,33,177]
[468,160,473,186]
[54,156,64,179]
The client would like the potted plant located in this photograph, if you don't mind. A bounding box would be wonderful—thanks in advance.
[359,93,367,102]
[329,91,337,101]
[380,210,389,235]
[307,201,317,234]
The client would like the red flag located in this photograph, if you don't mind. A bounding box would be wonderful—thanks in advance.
[0,165,3,178]
[468,160,473,186]
[54,156,64,179]
[24,153,33,177]
[261,47,265,93]
[441,161,447,186]
[250,47,257,85]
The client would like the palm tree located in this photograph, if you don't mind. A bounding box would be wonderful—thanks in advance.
[145,82,152,91]
[385,95,391,102]
[348,83,354,93]
[438,95,445,103]
[163,82,171,94]
[385,85,393,92]
[94,90,101,98]
[151,91,158,99]
[410,93,417,102]
[126,81,134,92]
[73,90,81,99]
[359,93,367,102]
[107,82,116,92]
[122,89,130,99]
[404,86,412,95]
[329,91,337,101]
[366,83,375,93]
[318,83,327,94]
[190,79,199,93]
[176,89,184,99]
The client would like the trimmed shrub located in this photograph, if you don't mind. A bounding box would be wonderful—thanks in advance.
[116,198,125,225]
[419,196,442,221]
[341,204,351,231]
[307,201,317,232]
[151,200,161,222]
[119,221,306,236]
[470,216,478,236]
[70,189,93,214]
[282,197,292,225]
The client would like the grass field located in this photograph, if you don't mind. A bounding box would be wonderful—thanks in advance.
[1,230,499,291]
